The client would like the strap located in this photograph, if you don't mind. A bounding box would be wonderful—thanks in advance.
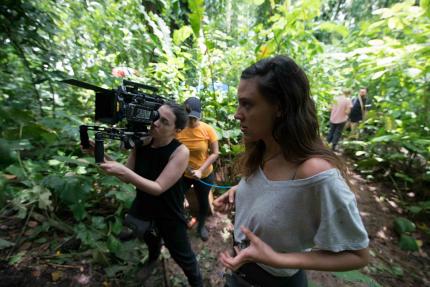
[291,168,298,180]
[197,179,234,189]
[357,96,365,115]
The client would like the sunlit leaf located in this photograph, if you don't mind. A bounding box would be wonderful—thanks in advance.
[251,0,265,5]
[188,0,204,36]
[368,39,385,46]
[371,70,386,80]
[173,26,193,45]
[37,186,53,210]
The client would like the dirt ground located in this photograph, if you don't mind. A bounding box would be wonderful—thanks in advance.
[1,167,429,286]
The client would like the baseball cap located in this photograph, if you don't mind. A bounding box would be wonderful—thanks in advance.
[184,97,202,119]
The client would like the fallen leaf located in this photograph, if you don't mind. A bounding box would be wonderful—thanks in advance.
[28,221,39,228]
[74,274,90,285]
[51,271,63,281]
[417,240,423,247]
[19,242,32,251]
[4,174,17,180]
[32,268,41,278]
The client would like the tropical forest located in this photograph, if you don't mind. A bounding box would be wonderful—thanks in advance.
[0,0,429,286]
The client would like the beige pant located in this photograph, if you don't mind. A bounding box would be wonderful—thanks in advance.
[350,122,360,138]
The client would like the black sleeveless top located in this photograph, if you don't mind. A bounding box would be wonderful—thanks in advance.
[128,139,186,222]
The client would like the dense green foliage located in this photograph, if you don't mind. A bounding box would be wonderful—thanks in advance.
[1,0,429,281]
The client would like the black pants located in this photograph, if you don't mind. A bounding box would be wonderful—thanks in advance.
[225,263,307,287]
[326,121,346,150]
[183,173,214,230]
[143,218,203,287]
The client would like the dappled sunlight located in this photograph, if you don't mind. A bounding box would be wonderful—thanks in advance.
[376,226,389,240]
[221,227,232,242]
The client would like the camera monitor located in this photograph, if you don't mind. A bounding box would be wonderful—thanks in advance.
[95,90,117,124]
[62,79,119,124]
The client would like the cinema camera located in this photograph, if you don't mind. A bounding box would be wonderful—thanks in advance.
[63,79,167,163]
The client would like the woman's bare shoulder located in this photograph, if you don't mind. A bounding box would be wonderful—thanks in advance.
[295,157,334,179]
[177,143,190,156]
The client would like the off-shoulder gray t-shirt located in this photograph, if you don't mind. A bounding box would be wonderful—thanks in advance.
[234,167,369,277]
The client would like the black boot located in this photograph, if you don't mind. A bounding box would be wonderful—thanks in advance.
[118,226,135,242]
[136,258,160,281]
[197,225,209,241]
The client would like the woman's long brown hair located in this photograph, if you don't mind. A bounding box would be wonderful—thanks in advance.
[237,55,351,185]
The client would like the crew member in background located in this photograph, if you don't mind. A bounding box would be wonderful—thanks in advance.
[177,97,219,241]
[326,89,353,151]
[349,87,368,138]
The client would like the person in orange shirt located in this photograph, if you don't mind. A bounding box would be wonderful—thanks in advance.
[177,97,219,241]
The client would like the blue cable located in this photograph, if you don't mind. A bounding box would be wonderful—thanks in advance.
[197,179,234,189]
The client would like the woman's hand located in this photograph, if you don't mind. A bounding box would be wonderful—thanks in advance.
[219,226,278,271]
[80,140,95,156]
[80,140,113,161]
[99,161,130,183]
[190,169,203,179]
[213,185,237,214]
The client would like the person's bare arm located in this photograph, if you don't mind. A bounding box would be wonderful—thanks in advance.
[190,140,220,179]
[220,227,369,272]
[270,248,369,271]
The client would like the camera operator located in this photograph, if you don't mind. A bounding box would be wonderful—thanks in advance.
[83,102,203,286]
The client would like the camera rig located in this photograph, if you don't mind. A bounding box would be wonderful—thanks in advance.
[63,79,167,163]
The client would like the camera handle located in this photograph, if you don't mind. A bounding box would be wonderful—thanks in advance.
[94,132,105,164]
[79,125,90,149]
[79,124,148,164]
[79,125,107,163]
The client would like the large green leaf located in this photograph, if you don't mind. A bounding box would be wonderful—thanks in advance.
[317,22,349,37]
[398,234,419,252]
[393,217,416,235]
[22,123,57,144]
[0,139,17,168]
[188,0,204,36]
[422,0,430,17]
[0,238,15,250]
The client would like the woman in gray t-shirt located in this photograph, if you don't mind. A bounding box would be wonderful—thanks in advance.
[214,55,369,287]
